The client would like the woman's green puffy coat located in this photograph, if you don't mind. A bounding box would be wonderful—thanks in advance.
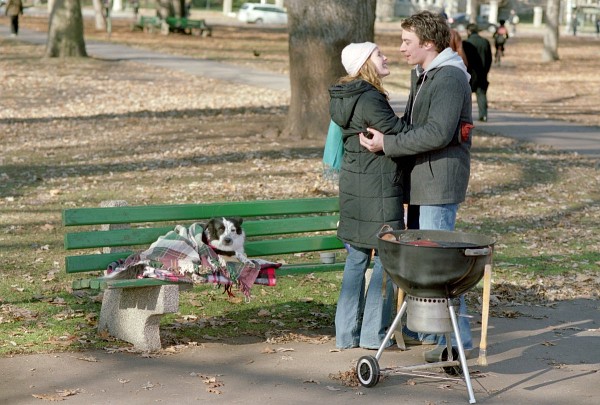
[329,80,410,248]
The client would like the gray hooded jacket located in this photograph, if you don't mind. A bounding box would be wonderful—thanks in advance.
[383,48,472,205]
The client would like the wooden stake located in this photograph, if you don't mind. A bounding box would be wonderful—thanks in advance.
[477,263,492,366]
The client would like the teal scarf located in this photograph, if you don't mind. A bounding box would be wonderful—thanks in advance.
[322,120,344,181]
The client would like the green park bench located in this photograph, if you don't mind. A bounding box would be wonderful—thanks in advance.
[165,17,212,37]
[131,15,162,33]
[62,197,345,351]
[132,15,212,37]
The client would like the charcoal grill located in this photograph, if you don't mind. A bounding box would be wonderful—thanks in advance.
[355,226,495,404]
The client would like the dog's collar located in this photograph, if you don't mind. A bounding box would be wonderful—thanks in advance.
[209,244,236,257]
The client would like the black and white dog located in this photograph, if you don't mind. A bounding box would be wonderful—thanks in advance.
[203,217,249,264]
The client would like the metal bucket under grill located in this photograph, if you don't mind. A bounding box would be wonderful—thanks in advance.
[406,295,453,333]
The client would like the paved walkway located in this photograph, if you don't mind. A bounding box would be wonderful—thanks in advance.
[1,299,598,404]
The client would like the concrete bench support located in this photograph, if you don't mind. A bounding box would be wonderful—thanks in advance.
[98,285,179,351]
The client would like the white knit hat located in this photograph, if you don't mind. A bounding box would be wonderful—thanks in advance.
[341,42,378,76]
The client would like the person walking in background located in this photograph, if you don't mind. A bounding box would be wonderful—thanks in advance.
[329,42,411,350]
[509,9,519,36]
[359,11,474,362]
[5,0,23,37]
[465,23,492,122]
[493,20,509,64]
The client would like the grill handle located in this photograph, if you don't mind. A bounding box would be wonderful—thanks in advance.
[464,248,491,257]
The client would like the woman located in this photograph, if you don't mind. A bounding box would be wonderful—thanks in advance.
[329,42,410,349]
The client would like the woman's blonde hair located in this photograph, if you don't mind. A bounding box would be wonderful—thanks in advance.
[338,58,388,99]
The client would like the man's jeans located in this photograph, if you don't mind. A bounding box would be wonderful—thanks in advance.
[335,244,394,349]
[402,204,473,350]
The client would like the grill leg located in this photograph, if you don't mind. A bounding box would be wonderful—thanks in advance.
[376,300,408,361]
[448,301,476,404]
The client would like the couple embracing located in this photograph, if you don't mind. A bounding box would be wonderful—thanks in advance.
[329,11,473,362]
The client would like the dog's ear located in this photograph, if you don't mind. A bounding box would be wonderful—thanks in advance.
[233,217,243,225]
[202,219,217,237]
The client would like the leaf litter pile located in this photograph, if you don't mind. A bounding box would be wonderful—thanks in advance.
[0,14,598,360]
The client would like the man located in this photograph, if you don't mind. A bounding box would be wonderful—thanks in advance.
[5,0,23,37]
[465,23,492,122]
[359,10,473,362]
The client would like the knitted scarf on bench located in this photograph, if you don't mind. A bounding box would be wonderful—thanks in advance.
[105,222,280,298]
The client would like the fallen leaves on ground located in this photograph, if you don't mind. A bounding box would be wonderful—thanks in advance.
[0,305,38,323]
[265,332,332,344]
[32,388,83,401]
[329,368,360,387]
[488,269,599,307]
[192,373,224,394]
[75,355,99,362]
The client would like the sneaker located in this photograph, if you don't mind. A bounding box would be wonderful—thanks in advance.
[479,116,487,122]
[424,346,473,363]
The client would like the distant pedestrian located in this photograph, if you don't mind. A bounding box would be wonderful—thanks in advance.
[103,0,113,37]
[465,23,492,122]
[493,20,509,64]
[5,0,23,37]
[131,0,140,18]
[509,9,519,36]
[572,15,578,36]
[596,17,600,38]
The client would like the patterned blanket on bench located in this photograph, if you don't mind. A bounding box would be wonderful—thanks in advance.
[105,222,280,298]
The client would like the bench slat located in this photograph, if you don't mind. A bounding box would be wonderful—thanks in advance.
[244,235,344,256]
[276,262,346,275]
[165,17,208,29]
[106,278,187,289]
[63,197,339,226]
[66,252,133,274]
[64,215,339,250]
[65,235,344,274]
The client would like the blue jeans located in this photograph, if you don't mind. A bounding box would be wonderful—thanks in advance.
[335,244,394,349]
[403,204,473,350]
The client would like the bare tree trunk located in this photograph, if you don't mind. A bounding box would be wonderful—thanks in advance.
[542,0,560,62]
[93,0,106,30]
[376,0,395,22]
[157,0,171,18]
[46,0,87,57]
[156,0,185,18]
[470,0,479,22]
[286,0,376,139]
[172,0,185,18]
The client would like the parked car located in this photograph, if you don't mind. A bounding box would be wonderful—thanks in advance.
[448,13,498,33]
[237,3,288,25]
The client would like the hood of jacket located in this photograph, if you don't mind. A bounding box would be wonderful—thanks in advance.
[328,80,375,128]
[416,47,471,82]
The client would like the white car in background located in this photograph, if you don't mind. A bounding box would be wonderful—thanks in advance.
[237,3,288,25]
